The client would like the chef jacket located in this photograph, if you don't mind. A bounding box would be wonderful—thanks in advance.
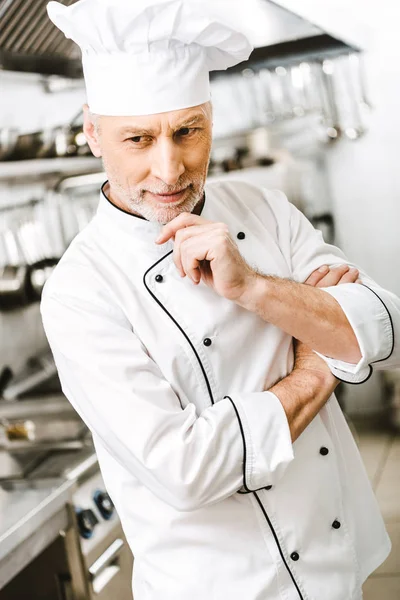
[41,180,398,600]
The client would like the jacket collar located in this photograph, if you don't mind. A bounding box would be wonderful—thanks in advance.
[96,180,164,242]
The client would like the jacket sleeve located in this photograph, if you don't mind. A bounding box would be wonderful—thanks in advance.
[281,193,398,384]
[40,284,293,512]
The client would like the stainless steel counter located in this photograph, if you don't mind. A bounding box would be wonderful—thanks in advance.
[0,477,75,588]
[0,447,99,589]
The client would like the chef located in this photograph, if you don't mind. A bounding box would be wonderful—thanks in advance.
[42,1,398,599]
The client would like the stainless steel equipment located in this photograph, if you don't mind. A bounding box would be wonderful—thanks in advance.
[1,350,59,401]
[73,469,134,600]
[5,109,90,162]
[0,367,134,600]
[0,128,19,160]
[0,354,133,599]
[0,451,134,600]
[0,198,61,310]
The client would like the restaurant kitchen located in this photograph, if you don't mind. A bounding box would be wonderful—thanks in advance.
[0,1,399,599]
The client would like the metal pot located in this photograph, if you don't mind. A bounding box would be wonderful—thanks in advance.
[9,130,49,161]
[0,264,30,310]
[26,256,59,302]
[6,109,87,160]
[52,109,90,157]
[0,128,19,160]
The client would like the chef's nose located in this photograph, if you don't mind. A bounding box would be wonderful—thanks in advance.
[151,138,185,186]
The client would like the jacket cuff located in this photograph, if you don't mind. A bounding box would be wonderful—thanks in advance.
[225,391,294,492]
[318,283,394,384]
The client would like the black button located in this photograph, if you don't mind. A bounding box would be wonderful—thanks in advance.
[320,446,329,456]
[203,338,212,347]
[155,274,163,283]
[332,520,341,530]
[265,485,273,491]
[237,232,246,240]
[290,552,300,562]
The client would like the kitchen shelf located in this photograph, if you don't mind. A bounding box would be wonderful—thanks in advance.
[0,157,103,182]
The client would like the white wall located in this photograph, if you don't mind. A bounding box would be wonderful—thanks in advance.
[282,1,400,414]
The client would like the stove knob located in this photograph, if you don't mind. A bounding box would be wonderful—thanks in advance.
[76,508,99,539]
[93,490,114,520]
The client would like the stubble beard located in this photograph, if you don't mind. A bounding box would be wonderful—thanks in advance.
[103,159,208,224]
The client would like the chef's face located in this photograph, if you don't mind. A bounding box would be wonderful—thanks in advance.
[83,102,213,224]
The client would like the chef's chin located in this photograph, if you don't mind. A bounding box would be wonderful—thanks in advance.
[133,188,203,224]
[146,198,200,224]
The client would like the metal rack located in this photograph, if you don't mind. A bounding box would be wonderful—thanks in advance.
[0,157,102,182]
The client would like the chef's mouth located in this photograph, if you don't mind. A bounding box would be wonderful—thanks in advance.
[146,187,190,204]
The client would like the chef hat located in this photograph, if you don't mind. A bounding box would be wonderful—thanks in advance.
[46,0,253,116]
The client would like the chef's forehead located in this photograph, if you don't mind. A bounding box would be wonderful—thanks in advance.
[90,102,213,133]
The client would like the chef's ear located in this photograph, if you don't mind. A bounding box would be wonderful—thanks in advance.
[83,104,102,158]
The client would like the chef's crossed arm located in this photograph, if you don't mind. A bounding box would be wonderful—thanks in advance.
[283,193,399,384]
[157,192,399,385]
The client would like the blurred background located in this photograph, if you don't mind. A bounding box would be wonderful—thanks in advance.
[0,1,399,599]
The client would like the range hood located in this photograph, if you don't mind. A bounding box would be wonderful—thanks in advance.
[0,0,81,78]
[0,0,363,79]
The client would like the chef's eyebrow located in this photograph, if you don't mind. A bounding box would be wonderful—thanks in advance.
[175,114,206,129]
[118,114,206,137]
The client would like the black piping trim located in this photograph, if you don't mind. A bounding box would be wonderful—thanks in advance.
[225,396,271,494]
[225,397,304,598]
[333,364,373,386]
[143,252,215,407]
[101,180,147,220]
[328,283,394,386]
[143,262,303,600]
[360,284,395,363]
[253,492,305,599]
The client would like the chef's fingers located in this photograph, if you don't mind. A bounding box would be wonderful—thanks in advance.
[179,231,230,284]
[155,212,214,244]
[336,268,360,284]
[179,236,210,283]
[304,265,330,286]
[311,264,351,288]
[173,223,228,277]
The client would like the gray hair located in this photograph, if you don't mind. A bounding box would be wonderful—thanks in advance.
[88,110,101,136]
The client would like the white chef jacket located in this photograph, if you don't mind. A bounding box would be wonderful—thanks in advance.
[41,180,397,600]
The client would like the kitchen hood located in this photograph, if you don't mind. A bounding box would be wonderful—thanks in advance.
[0,0,363,79]
[0,0,81,78]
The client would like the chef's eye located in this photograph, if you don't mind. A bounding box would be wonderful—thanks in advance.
[176,127,197,138]
[127,135,152,145]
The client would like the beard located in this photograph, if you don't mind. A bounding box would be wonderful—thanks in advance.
[102,158,208,224]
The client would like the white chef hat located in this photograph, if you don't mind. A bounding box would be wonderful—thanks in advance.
[46,0,253,116]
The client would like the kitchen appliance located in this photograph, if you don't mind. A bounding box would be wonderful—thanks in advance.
[0,372,134,600]
[0,450,134,600]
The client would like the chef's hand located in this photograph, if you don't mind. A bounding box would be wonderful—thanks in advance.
[304,263,361,287]
[292,263,361,380]
[156,213,254,301]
